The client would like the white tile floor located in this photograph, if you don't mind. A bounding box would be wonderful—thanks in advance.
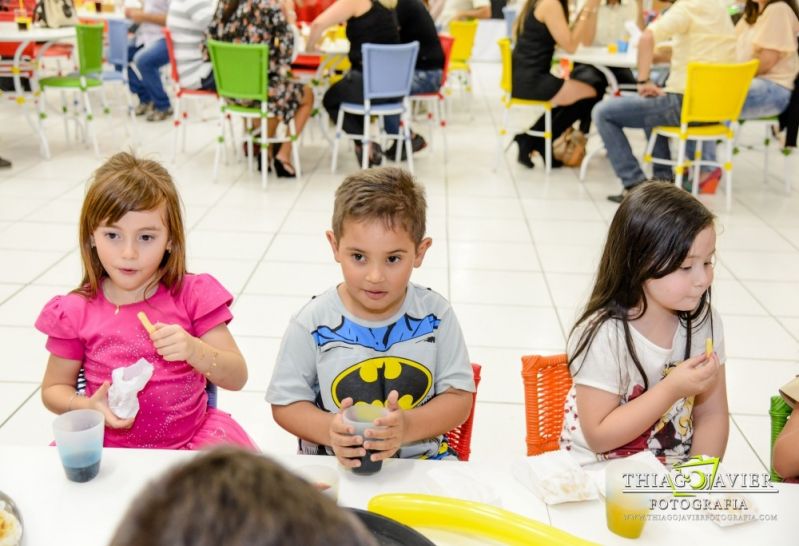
[1,60,798,478]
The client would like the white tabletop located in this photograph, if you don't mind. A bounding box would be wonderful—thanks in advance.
[1,446,797,546]
[76,8,128,21]
[561,45,637,69]
[0,22,75,43]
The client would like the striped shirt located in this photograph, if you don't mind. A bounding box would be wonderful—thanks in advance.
[166,0,215,89]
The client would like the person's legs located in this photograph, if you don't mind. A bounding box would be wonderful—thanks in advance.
[323,71,365,136]
[127,42,150,110]
[132,38,171,117]
[739,77,792,120]
[199,70,216,91]
[592,93,683,190]
[276,85,314,168]
[384,68,442,139]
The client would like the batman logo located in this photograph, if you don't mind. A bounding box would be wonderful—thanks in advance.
[331,357,432,410]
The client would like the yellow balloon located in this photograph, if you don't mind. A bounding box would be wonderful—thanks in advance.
[367,494,597,546]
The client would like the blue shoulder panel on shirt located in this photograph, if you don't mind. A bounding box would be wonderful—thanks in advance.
[312,313,441,351]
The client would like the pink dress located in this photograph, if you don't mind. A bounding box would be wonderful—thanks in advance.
[35,273,256,450]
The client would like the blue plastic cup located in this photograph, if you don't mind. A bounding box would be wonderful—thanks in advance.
[53,409,105,483]
[617,40,629,53]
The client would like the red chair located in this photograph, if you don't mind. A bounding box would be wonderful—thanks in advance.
[522,354,572,456]
[410,35,454,151]
[444,363,482,461]
[162,27,222,161]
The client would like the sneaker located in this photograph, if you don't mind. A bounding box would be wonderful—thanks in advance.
[607,182,642,204]
[0,156,11,169]
[134,102,153,116]
[146,107,174,122]
[354,142,382,167]
[385,133,427,161]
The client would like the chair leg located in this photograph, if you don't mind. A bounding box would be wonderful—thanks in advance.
[544,106,552,174]
[289,118,301,179]
[59,89,69,143]
[81,87,100,157]
[675,137,687,191]
[643,131,658,178]
[213,101,225,182]
[764,124,771,185]
[361,114,370,171]
[403,109,414,174]
[494,105,510,171]
[331,109,345,173]
[725,138,733,211]
[692,141,702,197]
[172,96,181,163]
[37,86,51,159]
[260,131,268,190]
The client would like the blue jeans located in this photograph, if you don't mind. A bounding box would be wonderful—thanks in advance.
[739,77,791,120]
[385,68,443,135]
[593,93,715,189]
[128,38,170,112]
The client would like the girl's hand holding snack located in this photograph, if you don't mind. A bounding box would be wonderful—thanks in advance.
[365,390,406,461]
[88,381,135,429]
[149,323,201,364]
[328,397,365,468]
[665,352,720,399]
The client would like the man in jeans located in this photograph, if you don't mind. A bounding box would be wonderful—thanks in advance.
[592,0,736,203]
[126,0,172,122]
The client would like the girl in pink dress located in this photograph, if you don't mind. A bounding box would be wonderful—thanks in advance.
[36,152,256,450]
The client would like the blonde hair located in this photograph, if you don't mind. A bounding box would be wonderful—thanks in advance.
[332,167,427,246]
[75,152,186,298]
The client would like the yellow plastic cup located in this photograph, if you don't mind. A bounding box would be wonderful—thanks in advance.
[605,459,651,539]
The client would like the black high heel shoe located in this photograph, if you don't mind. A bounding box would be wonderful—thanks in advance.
[512,134,535,169]
[273,157,296,178]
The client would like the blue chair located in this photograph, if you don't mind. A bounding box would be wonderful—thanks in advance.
[502,6,518,40]
[331,41,420,173]
[102,19,138,136]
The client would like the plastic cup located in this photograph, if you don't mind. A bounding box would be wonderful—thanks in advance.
[607,41,619,54]
[13,8,30,31]
[605,459,651,539]
[342,405,388,475]
[617,40,629,54]
[52,409,105,483]
[295,465,340,501]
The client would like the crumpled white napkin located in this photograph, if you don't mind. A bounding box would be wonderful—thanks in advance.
[511,450,599,504]
[108,358,153,419]
[425,466,502,507]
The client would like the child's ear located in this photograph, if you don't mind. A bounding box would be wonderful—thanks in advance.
[413,237,433,267]
[325,230,341,262]
[90,235,95,248]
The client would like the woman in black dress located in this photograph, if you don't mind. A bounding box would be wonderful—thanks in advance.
[511,0,604,167]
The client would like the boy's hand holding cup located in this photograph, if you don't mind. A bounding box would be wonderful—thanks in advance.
[338,400,390,475]
[362,390,406,462]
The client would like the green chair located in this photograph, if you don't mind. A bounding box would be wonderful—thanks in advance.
[207,39,301,189]
[770,395,792,482]
[37,23,104,158]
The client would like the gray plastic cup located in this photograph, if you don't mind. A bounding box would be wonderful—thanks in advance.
[52,409,105,483]
[342,405,388,475]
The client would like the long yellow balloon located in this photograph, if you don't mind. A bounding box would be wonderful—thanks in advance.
[367,494,597,546]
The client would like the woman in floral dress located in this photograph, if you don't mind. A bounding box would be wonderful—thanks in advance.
[208,0,313,176]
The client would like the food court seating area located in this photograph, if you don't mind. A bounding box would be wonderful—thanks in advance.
[0,50,797,476]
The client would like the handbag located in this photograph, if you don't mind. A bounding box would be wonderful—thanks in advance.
[552,127,587,167]
[34,0,78,28]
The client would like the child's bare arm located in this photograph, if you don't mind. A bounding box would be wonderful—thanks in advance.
[773,406,799,479]
[41,354,134,429]
[689,364,729,459]
[150,323,248,391]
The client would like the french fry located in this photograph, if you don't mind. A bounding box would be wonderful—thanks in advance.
[705,338,713,358]
[137,311,156,334]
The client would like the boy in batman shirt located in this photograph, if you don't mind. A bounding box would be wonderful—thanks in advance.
[267,167,474,466]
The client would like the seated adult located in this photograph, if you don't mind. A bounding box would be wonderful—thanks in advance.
[125,0,172,122]
[166,0,216,91]
[591,0,736,202]
[384,0,445,159]
[208,0,314,177]
[307,0,400,166]
[430,0,491,26]
[108,447,378,546]
[510,0,606,168]
[736,0,799,119]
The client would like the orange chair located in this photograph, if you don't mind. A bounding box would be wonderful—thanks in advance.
[410,34,455,151]
[444,363,482,461]
[522,354,572,456]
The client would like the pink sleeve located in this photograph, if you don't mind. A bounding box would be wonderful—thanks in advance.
[34,295,85,361]
[182,274,234,337]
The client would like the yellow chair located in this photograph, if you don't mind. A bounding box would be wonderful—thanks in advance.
[496,37,552,172]
[643,60,758,210]
[447,20,478,97]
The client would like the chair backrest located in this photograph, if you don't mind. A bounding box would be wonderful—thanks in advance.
[162,27,180,85]
[444,363,482,461]
[207,39,269,102]
[448,19,478,64]
[681,60,758,125]
[770,395,792,482]
[76,23,105,76]
[522,354,572,456]
[438,34,454,89]
[361,41,419,101]
[106,18,129,68]
[497,37,512,95]
[502,5,518,38]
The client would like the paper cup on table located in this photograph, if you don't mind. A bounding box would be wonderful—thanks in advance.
[295,465,340,501]
[52,409,105,483]
[605,459,652,539]
[342,405,388,476]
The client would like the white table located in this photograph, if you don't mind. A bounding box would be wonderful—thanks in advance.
[0,23,76,157]
[1,445,797,546]
[76,8,129,21]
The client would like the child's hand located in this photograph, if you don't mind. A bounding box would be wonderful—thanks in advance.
[89,381,135,429]
[149,323,199,364]
[329,398,365,468]
[365,390,406,462]
[665,352,721,399]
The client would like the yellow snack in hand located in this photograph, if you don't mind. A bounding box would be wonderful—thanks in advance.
[137,311,156,334]
[705,338,713,358]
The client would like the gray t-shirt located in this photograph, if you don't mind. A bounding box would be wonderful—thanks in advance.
[266,282,474,459]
